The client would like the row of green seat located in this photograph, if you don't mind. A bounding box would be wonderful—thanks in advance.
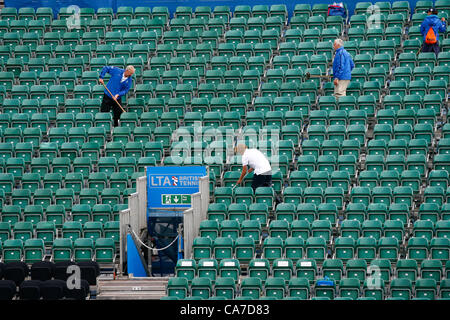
[200,215,450,240]
[0,97,439,131]
[0,201,124,226]
[174,257,450,296]
[0,219,119,241]
[376,108,438,127]
[0,168,137,190]
[208,200,447,228]
[5,1,439,26]
[0,57,445,107]
[0,120,113,138]
[1,148,440,191]
[1,152,179,175]
[192,235,450,264]
[0,5,293,24]
[0,184,129,207]
[3,33,446,68]
[306,127,433,152]
[0,153,149,177]
[53,4,291,22]
[0,136,170,161]
[213,185,450,219]
[353,66,449,85]
[176,257,450,284]
[0,237,116,264]
[300,139,429,160]
[260,219,450,243]
[167,275,450,300]
[206,145,444,179]
[0,33,447,75]
[208,201,402,221]
[0,141,108,164]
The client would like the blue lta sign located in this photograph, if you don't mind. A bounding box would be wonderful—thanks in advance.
[147,166,207,209]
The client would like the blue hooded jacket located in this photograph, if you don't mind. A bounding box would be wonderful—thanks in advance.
[99,66,133,99]
[333,47,355,81]
[420,14,447,42]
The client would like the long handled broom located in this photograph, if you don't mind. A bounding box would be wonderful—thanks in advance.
[101,82,127,113]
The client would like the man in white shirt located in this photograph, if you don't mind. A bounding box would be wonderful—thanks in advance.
[235,144,272,191]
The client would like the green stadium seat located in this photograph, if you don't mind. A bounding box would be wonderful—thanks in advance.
[192,237,212,261]
[2,239,23,263]
[232,237,254,264]
[389,278,412,299]
[394,258,418,284]
[50,237,72,263]
[94,238,115,263]
[420,259,443,285]
[295,258,317,285]
[362,276,385,300]
[268,220,289,240]
[82,221,103,242]
[343,259,366,285]
[377,237,399,262]
[175,259,197,284]
[320,259,344,285]
[213,276,236,299]
[336,277,359,300]
[305,237,326,264]
[356,236,377,262]
[440,279,450,299]
[264,277,286,299]
[280,236,303,260]
[13,221,34,242]
[334,237,356,262]
[288,277,310,299]
[415,278,437,299]
[407,237,429,263]
[240,277,263,299]
[167,277,188,299]
[73,238,94,262]
[24,239,45,263]
[429,237,450,262]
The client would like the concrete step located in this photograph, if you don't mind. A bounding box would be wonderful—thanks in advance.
[96,292,166,300]
[96,277,169,300]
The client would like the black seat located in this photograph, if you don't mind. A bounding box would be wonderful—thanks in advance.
[54,261,77,281]
[0,280,17,300]
[64,279,90,300]
[19,280,42,300]
[31,261,56,281]
[40,279,66,300]
[3,262,29,286]
[77,261,100,285]
[0,262,4,279]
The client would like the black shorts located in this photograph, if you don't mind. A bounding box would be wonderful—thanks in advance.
[251,174,273,191]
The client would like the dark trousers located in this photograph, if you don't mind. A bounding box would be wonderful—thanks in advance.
[251,173,282,205]
[251,174,273,191]
[422,42,440,57]
[101,94,123,127]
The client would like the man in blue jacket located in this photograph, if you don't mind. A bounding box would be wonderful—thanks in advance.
[99,65,135,126]
[332,39,354,98]
[420,8,446,57]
